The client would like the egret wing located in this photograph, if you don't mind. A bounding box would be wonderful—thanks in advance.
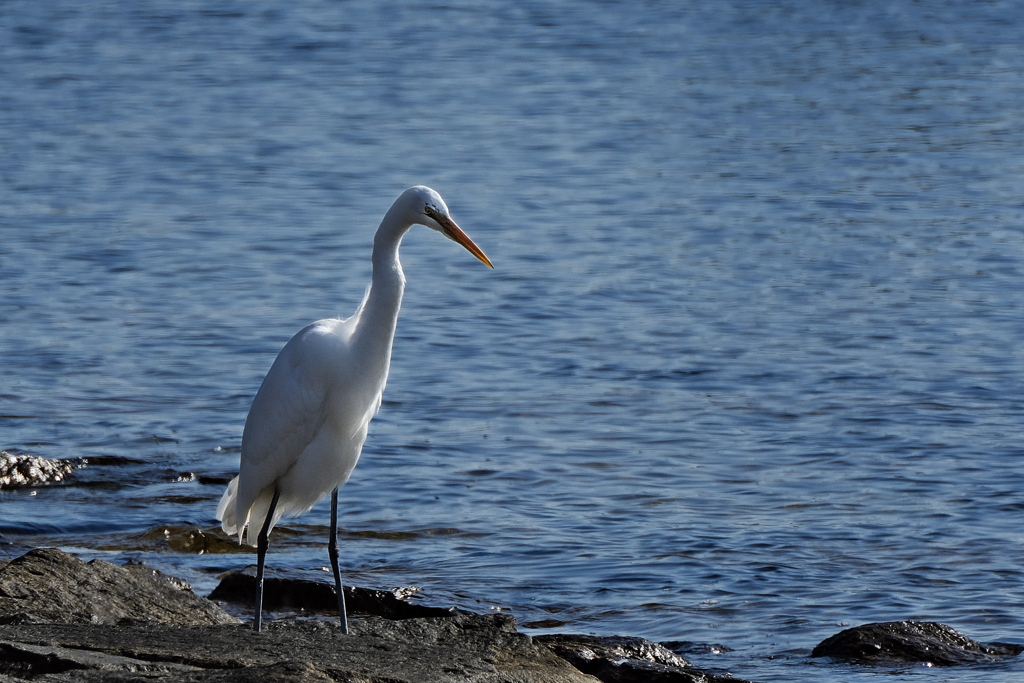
[234,321,344,520]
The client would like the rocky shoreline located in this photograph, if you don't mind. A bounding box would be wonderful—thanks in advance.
[0,548,1020,682]
[0,548,747,682]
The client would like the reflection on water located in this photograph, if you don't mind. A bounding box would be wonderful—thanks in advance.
[3,2,1024,681]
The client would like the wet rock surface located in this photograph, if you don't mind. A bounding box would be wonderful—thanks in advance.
[811,620,1024,666]
[537,634,748,683]
[0,616,596,683]
[210,569,458,618]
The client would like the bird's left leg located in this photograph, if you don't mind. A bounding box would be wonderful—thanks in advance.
[328,486,350,634]
[253,487,281,633]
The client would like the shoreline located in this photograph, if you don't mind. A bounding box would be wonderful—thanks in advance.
[0,547,750,683]
[1,547,1019,682]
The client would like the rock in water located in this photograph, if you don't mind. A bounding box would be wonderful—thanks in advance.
[536,633,752,683]
[209,569,457,618]
[0,548,238,626]
[812,621,1024,666]
[0,452,77,489]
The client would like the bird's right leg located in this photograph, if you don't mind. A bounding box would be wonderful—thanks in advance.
[253,487,281,633]
[328,486,350,634]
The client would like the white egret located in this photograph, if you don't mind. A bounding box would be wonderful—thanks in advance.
[216,186,492,632]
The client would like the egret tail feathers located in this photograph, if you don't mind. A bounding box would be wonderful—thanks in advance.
[243,487,284,546]
[215,477,286,547]
[215,476,241,539]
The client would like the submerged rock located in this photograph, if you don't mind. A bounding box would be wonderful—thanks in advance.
[536,633,752,683]
[811,620,1024,666]
[97,525,252,555]
[210,569,458,618]
[0,548,237,626]
[0,452,78,489]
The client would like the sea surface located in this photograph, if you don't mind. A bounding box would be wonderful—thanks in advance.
[2,1,1024,681]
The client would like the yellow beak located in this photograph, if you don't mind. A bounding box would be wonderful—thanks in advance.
[436,214,494,268]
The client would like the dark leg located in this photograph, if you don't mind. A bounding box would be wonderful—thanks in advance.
[253,488,281,633]
[328,487,350,634]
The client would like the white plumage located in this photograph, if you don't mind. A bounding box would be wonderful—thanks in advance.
[215,186,492,631]
[217,317,381,545]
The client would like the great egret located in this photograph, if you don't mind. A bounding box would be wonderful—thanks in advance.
[216,186,492,632]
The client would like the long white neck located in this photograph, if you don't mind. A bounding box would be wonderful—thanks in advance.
[350,205,412,364]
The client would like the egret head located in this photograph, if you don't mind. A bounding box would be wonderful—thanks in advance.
[404,186,493,268]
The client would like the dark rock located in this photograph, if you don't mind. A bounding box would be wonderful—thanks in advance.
[0,639,206,678]
[0,548,237,626]
[537,633,752,683]
[0,452,78,489]
[0,546,756,681]
[662,640,733,655]
[79,455,146,467]
[209,569,458,618]
[197,474,233,486]
[811,620,1024,666]
[0,615,597,682]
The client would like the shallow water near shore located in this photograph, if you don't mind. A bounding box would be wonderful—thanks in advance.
[3,2,1024,681]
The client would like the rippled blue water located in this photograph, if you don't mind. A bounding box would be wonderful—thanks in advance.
[3,2,1024,680]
